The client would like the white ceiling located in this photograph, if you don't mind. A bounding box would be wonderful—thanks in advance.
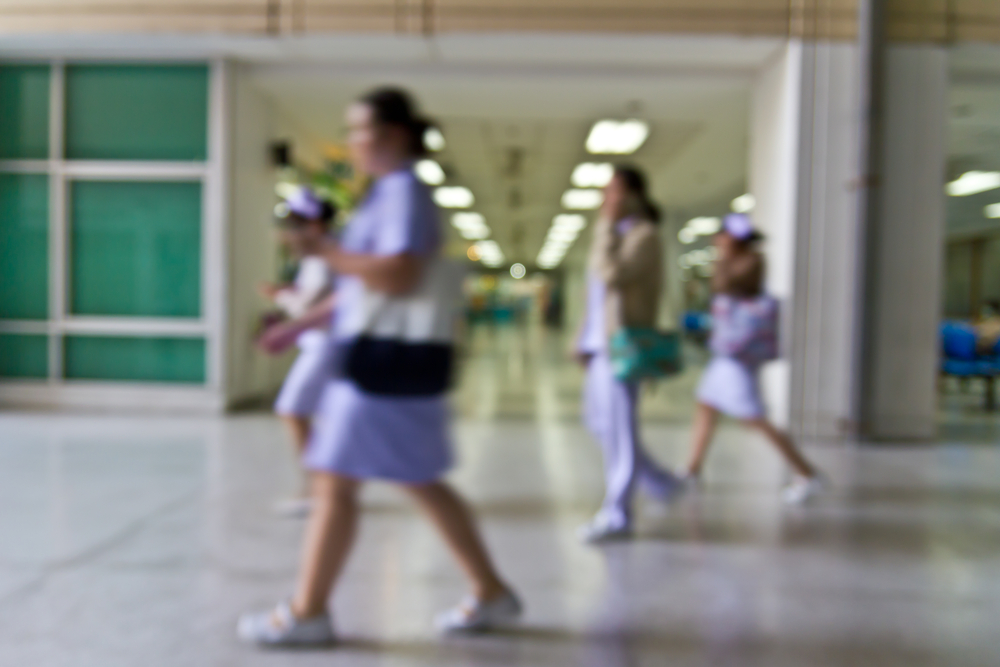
[243,34,777,263]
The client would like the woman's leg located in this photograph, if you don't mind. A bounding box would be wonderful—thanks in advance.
[685,403,719,477]
[403,481,507,601]
[744,418,816,478]
[280,415,312,455]
[291,472,362,618]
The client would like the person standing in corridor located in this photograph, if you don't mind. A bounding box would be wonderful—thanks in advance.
[576,165,681,544]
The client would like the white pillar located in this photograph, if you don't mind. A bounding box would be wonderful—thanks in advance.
[749,40,866,439]
[862,46,948,439]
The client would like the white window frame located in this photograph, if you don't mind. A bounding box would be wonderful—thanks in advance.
[0,58,230,413]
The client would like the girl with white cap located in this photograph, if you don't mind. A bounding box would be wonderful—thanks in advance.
[238,87,520,647]
[682,213,822,504]
[257,187,337,516]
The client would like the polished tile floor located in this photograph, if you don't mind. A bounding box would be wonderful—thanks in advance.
[2,326,999,666]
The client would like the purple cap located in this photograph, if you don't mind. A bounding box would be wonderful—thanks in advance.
[284,186,324,220]
[723,213,757,241]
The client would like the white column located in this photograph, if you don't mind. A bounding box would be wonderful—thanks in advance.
[749,40,866,439]
[862,46,948,439]
[749,42,805,429]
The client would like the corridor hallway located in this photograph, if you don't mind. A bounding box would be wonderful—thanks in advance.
[1,326,998,666]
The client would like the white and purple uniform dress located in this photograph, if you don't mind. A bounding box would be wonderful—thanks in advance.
[273,256,335,417]
[578,219,676,530]
[304,167,452,484]
[696,293,779,420]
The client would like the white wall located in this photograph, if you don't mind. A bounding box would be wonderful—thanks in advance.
[224,64,330,407]
[749,41,864,439]
[864,46,948,439]
[749,42,804,428]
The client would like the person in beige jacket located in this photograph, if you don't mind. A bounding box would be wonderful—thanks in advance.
[575,166,681,543]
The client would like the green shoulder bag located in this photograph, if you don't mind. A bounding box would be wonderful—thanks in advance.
[609,327,683,382]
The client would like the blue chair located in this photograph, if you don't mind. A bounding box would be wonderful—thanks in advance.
[940,321,1000,410]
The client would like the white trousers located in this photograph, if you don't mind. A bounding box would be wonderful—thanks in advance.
[583,352,675,529]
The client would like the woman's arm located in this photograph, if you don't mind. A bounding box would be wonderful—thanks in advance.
[257,292,337,355]
[324,246,423,296]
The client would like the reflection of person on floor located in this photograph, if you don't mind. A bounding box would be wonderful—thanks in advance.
[257,187,337,517]
[682,213,822,505]
[239,88,520,647]
[575,166,681,544]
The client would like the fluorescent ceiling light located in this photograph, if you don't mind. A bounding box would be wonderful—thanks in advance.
[946,171,1000,196]
[510,263,527,279]
[986,203,1000,219]
[571,162,614,188]
[434,186,474,208]
[552,214,587,232]
[547,229,579,243]
[451,213,490,240]
[415,159,445,185]
[687,216,721,235]
[730,193,756,213]
[562,189,604,210]
[585,119,649,154]
[424,127,445,152]
[678,227,698,244]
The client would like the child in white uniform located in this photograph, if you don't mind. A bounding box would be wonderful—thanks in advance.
[258,187,337,515]
[683,214,823,505]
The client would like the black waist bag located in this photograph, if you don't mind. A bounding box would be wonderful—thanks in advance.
[338,336,453,397]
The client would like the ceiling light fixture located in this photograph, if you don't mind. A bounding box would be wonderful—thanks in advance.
[571,162,615,188]
[510,263,527,279]
[985,203,1000,219]
[562,189,604,210]
[585,119,649,154]
[415,159,445,185]
[434,186,474,208]
[552,213,587,232]
[424,127,445,152]
[687,216,722,235]
[730,193,756,213]
[946,171,1000,197]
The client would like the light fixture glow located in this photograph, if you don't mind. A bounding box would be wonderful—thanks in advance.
[585,119,649,154]
[451,212,490,240]
[510,263,527,279]
[275,182,300,199]
[467,245,482,261]
[730,193,756,213]
[415,159,445,185]
[424,127,445,152]
[434,186,474,208]
[547,228,579,243]
[571,162,615,188]
[946,171,1000,197]
[562,189,604,210]
[678,227,698,244]
[552,213,587,231]
[986,203,1000,219]
[687,216,722,235]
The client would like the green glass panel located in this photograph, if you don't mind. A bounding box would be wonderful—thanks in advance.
[0,334,48,379]
[65,65,208,161]
[0,65,50,159]
[64,336,204,383]
[70,180,201,317]
[0,173,48,319]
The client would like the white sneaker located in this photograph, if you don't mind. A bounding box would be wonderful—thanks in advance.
[577,514,632,544]
[237,601,335,647]
[435,590,523,634]
[781,475,824,506]
[273,497,312,518]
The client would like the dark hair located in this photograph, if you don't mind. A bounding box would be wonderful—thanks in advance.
[288,200,336,229]
[712,251,764,298]
[613,165,661,223]
[360,87,434,157]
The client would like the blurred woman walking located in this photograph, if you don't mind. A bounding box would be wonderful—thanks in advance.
[681,213,822,504]
[575,165,681,544]
[239,88,520,647]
